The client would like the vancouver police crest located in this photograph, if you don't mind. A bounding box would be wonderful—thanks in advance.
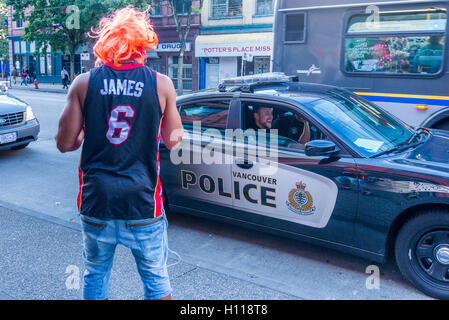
[286,182,316,215]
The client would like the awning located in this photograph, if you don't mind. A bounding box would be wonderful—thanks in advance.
[195,32,273,58]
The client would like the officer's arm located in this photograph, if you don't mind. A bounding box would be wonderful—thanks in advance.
[56,73,89,153]
[298,120,311,145]
[158,73,183,150]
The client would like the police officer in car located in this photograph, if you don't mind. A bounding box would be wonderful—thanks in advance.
[248,106,273,130]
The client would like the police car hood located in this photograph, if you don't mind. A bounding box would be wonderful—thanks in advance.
[389,129,449,179]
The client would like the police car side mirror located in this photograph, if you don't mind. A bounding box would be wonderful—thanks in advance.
[305,140,340,157]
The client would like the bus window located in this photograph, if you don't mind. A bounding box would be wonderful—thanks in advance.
[344,9,446,75]
[347,10,446,33]
[285,13,306,43]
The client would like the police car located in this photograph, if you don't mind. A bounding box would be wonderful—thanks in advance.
[159,73,449,299]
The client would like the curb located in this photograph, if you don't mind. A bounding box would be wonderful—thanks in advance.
[0,199,304,299]
[8,86,68,95]
[0,199,80,232]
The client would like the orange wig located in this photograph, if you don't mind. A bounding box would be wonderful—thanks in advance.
[90,6,159,67]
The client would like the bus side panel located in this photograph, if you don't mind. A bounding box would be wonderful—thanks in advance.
[273,1,449,126]
[275,3,449,94]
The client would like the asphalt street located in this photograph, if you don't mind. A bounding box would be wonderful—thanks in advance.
[0,88,432,300]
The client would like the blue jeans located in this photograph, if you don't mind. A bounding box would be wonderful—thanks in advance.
[80,214,171,300]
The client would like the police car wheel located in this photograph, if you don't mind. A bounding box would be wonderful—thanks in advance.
[395,211,449,299]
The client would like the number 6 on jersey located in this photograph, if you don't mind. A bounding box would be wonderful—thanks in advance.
[106,105,135,145]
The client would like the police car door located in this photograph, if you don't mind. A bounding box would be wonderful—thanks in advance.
[230,99,359,244]
[160,98,234,212]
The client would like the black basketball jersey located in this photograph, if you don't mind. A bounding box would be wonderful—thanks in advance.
[78,62,165,220]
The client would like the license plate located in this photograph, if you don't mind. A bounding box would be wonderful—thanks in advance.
[0,132,17,144]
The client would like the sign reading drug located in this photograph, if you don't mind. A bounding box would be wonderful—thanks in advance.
[156,42,191,52]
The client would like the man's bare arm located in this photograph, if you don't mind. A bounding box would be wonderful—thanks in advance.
[55,73,89,153]
[157,73,183,150]
[299,120,311,145]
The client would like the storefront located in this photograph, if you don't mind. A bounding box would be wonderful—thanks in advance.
[146,41,199,92]
[10,36,82,83]
[196,32,273,89]
[11,37,37,77]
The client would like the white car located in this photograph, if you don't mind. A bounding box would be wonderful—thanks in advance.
[0,92,40,150]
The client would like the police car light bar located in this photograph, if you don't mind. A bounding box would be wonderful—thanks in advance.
[218,72,296,92]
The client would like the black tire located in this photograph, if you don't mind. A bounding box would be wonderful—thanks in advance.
[11,143,29,150]
[395,210,449,299]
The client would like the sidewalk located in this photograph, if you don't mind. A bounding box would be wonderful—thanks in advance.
[0,203,298,300]
[7,80,68,94]
[6,80,194,96]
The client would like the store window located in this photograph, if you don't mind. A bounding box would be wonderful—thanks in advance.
[256,0,273,15]
[238,56,270,76]
[46,54,52,75]
[254,57,270,74]
[147,58,162,73]
[285,13,306,42]
[13,41,20,54]
[39,55,46,75]
[174,0,191,14]
[168,56,193,91]
[344,9,446,75]
[37,44,52,75]
[29,42,36,53]
[151,0,161,15]
[205,58,220,89]
[20,41,27,54]
[211,0,242,18]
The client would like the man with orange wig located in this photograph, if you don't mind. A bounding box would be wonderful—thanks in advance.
[56,6,183,300]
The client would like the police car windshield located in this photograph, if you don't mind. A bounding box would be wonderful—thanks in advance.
[307,90,414,157]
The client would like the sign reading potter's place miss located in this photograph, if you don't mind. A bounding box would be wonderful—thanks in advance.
[196,42,272,57]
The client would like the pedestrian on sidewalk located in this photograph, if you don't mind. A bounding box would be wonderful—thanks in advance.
[20,68,27,86]
[55,6,183,300]
[11,67,18,84]
[61,67,70,89]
